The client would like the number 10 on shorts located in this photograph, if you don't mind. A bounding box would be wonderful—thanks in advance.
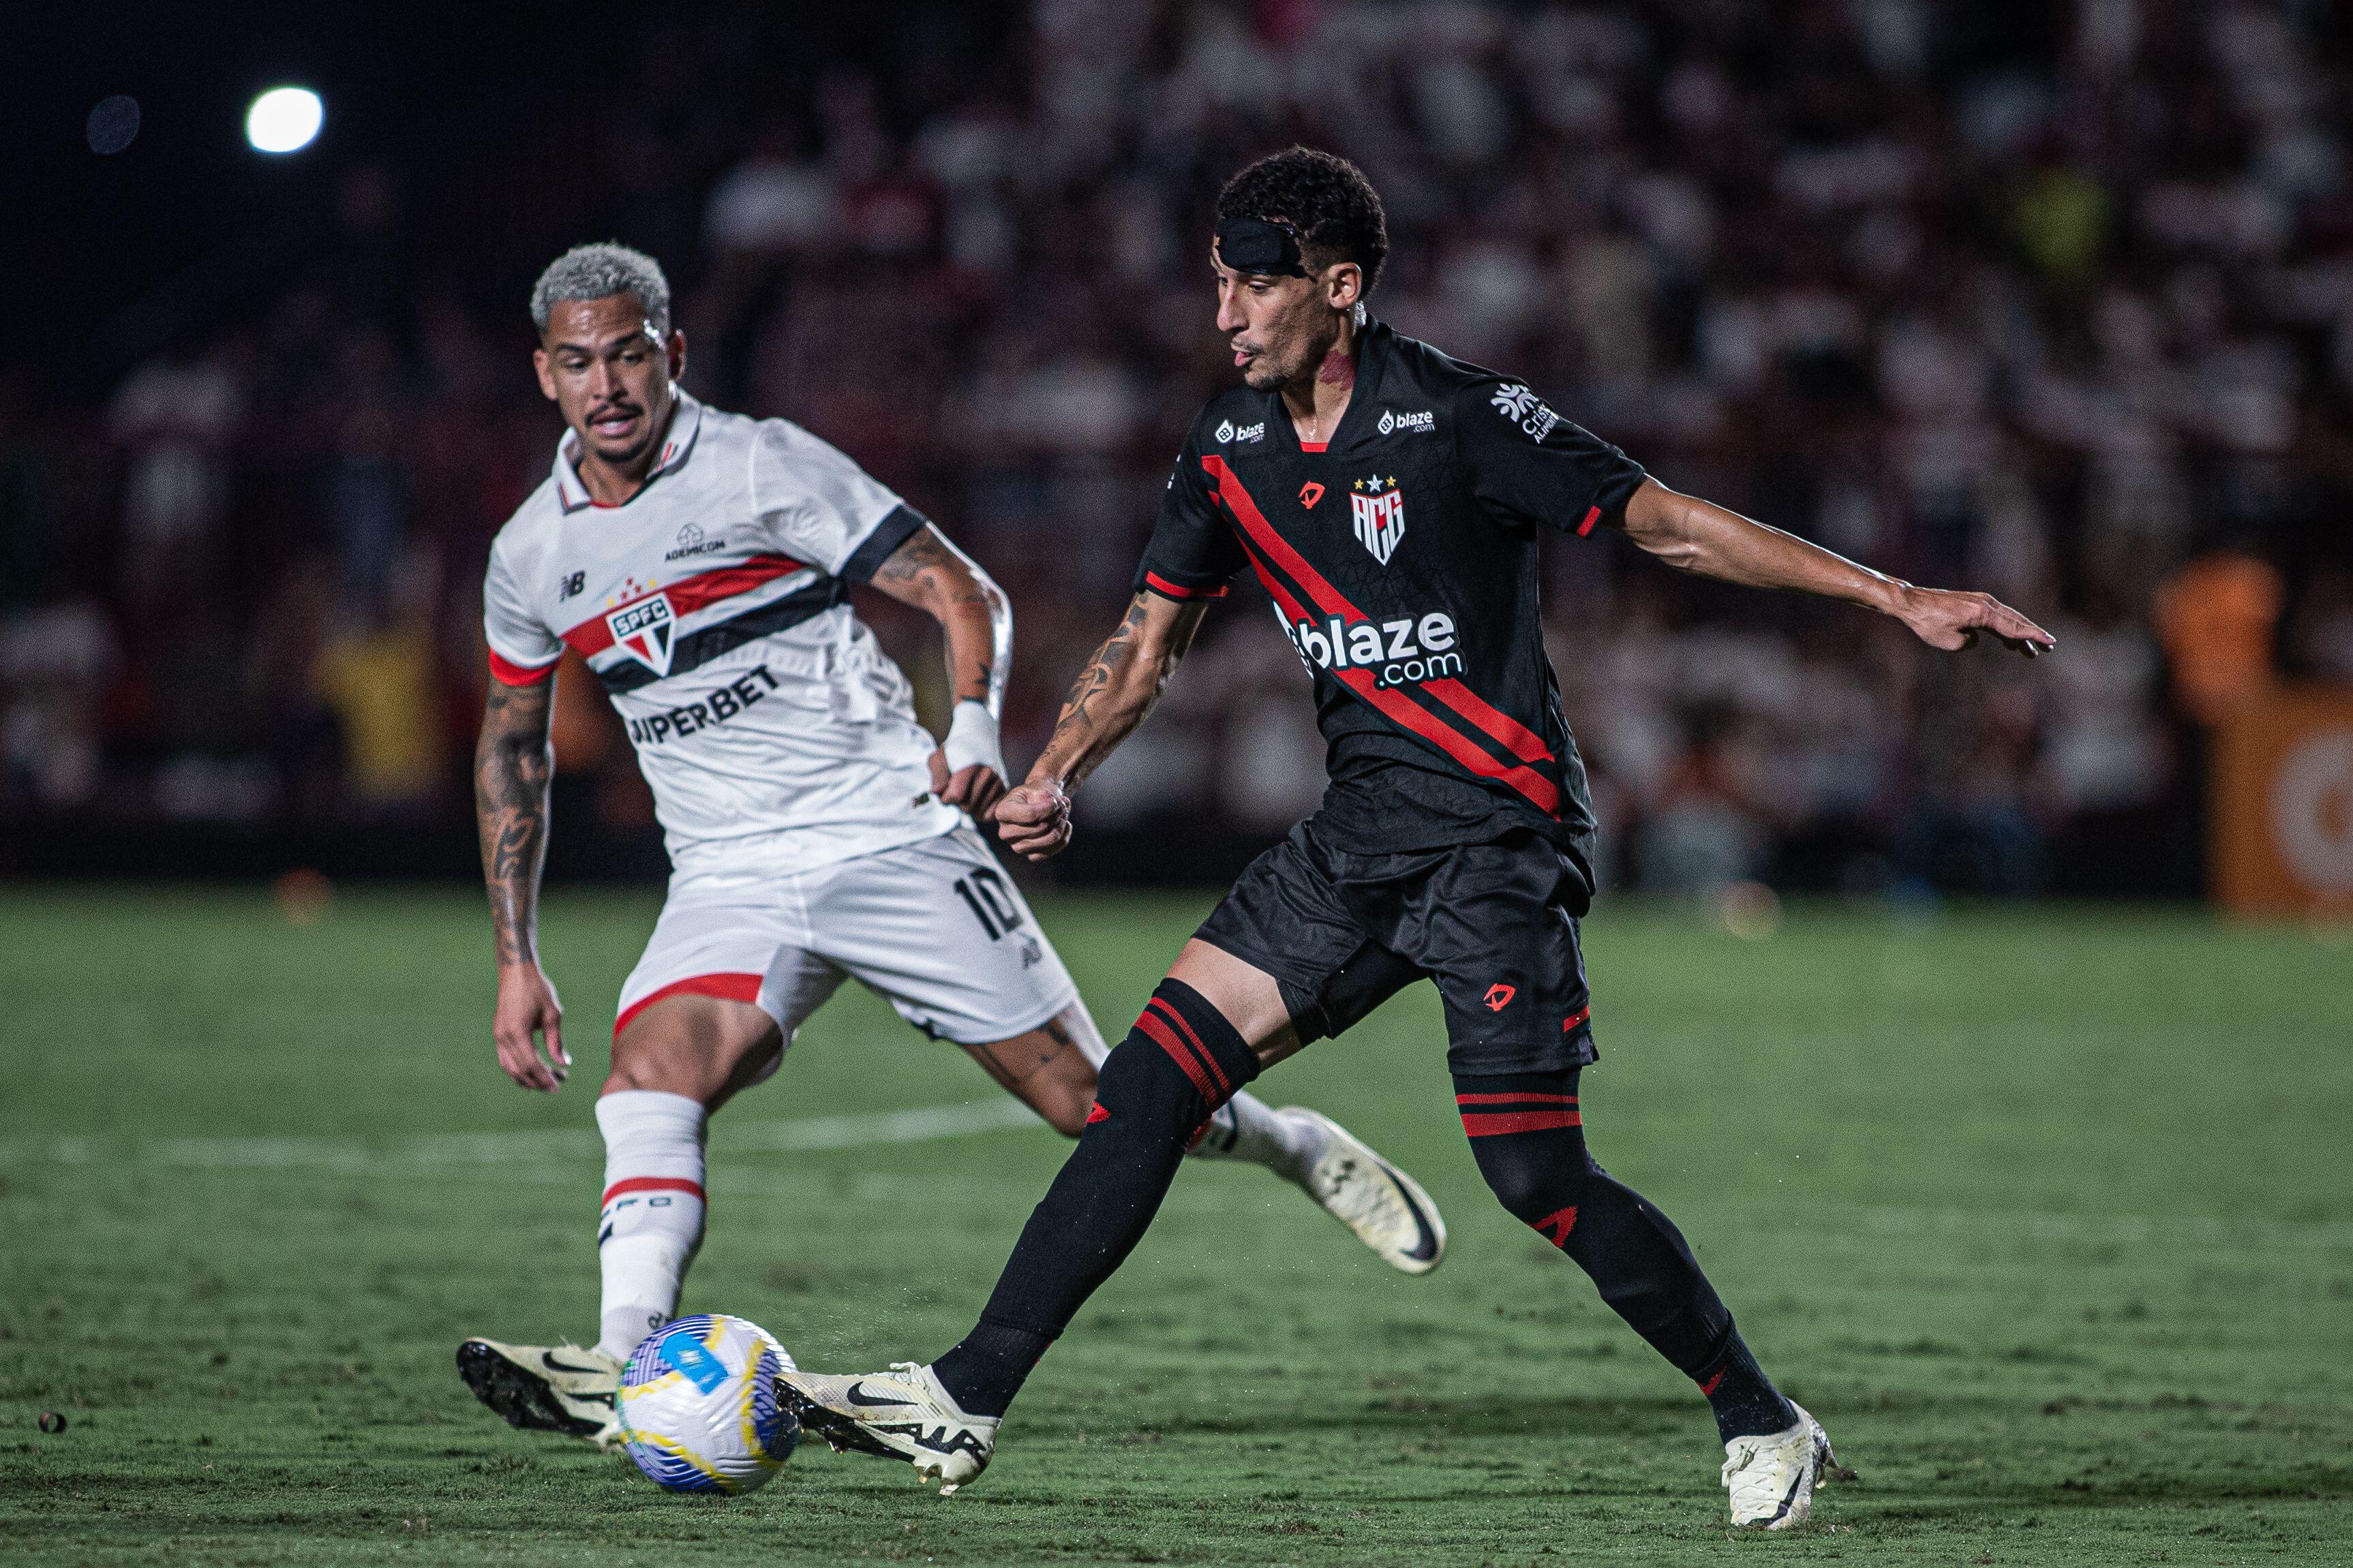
[952,868,1024,940]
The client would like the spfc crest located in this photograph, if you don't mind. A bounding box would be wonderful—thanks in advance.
[606,591,677,677]
[1350,476,1405,564]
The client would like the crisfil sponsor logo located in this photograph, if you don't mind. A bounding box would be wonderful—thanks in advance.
[1378,408,1433,436]
[663,522,730,562]
[1214,418,1264,444]
[1277,604,1459,690]
[1490,383,1561,442]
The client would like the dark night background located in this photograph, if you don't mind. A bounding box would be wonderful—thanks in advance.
[7,1,2351,898]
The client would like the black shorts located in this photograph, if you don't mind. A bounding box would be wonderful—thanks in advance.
[1194,818,1598,1076]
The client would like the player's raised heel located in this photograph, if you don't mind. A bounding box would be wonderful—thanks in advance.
[1281,1107,1447,1274]
[1722,1402,1836,1530]
[774,1362,999,1494]
[457,1338,624,1449]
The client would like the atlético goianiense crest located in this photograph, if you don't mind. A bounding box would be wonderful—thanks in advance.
[605,591,676,677]
[1351,475,1405,564]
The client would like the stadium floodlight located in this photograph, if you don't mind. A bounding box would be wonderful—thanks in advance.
[245,87,323,154]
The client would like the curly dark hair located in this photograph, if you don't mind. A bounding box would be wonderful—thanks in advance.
[1215,146,1388,295]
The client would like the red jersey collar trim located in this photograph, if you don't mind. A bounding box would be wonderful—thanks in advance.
[552,390,705,514]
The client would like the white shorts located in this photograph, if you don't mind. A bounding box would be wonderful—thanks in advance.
[615,825,1080,1049]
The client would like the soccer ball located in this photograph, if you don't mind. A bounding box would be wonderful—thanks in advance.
[615,1314,800,1494]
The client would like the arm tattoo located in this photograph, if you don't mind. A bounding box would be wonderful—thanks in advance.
[1063,595,1149,733]
[474,677,555,966]
[871,523,1011,713]
[1037,592,1200,790]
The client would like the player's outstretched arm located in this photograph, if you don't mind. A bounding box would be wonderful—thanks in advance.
[868,522,1015,820]
[992,591,1210,861]
[1615,478,2056,658]
[474,675,568,1092]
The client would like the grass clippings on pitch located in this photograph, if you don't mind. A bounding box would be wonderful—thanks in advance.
[2,886,2349,1565]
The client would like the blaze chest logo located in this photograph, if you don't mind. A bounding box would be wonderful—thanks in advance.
[1350,475,1405,564]
[606,591,677,677]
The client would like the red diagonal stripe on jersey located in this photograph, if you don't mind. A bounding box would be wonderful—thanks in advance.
[1204,456,1354,619]
[1424,677,1551,765]
[1206,456,1560,816]
[1335,669,1562,814]
[560,553,810,657]
[1458,1108,1583,1136]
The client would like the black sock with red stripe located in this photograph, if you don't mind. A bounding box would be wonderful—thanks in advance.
[1454,1069,1795,1443]
[934,979,1259,1417]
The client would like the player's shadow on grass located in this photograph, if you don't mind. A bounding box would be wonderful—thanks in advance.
[1140,1393,1701,1441]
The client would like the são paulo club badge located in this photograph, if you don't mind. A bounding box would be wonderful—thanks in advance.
[606,591,677,677]
[1350,475,1406,564]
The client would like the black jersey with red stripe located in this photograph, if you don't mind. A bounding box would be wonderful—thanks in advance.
[1136,316,1645,865]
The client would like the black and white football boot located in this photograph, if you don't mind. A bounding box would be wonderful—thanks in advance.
[456,1338,623,1449]
[1279,1107,1448,1274]
[1722,1402,1838,1529]
[776,1362,999,1494]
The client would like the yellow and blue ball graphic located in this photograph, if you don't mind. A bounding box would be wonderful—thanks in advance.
[616,1314,799,1494]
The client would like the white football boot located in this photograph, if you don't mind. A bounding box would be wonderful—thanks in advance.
[1722,1401,1836,1530]
[456,1338,624,1449]
[1280,1107,1448,1274]
[776,1362,999,1494]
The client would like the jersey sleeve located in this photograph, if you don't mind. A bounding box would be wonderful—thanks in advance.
[482,538,561,686]
[1132,423,1247,601]
[1454,378,1647,538]
[748,419,929,582]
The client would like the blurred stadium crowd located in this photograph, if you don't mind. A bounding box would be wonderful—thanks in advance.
[9,0,2353,893]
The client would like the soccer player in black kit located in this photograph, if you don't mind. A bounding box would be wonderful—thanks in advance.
[780,148,2055,1529]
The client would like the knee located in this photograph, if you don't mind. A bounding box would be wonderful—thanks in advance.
[1470,1138,1600,1221]
[1089,1034,1202,1135]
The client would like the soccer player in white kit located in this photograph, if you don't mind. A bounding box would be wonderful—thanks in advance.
[457,245,1448,1446]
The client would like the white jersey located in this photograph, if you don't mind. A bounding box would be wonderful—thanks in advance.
[482,391,960,876]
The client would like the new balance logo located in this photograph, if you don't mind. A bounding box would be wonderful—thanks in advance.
[1483,983,1517,1012]
[1532,1206,1578,1247]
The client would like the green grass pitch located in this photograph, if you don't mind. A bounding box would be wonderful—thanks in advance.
[3,886,2350,1565]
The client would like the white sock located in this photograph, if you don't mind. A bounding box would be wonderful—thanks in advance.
[593,1090,708,1361]
[1188,1090,1324,1181]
